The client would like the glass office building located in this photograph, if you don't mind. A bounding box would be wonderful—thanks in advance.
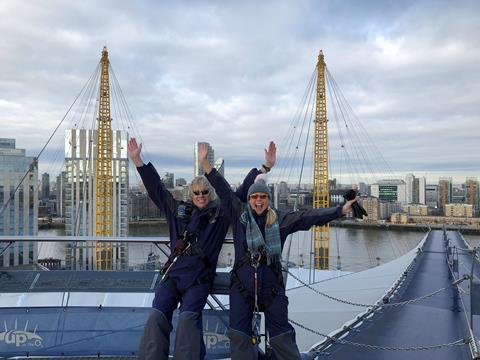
[0,138,38,267]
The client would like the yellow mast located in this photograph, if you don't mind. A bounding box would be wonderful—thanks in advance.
[95,46,113,270]
[312,50,330,269]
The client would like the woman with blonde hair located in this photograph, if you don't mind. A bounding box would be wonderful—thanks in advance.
[128,138,276,359]
[200,143,357,360]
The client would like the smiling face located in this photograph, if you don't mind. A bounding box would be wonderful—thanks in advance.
[191,186,210,209]
[249,192,270,215]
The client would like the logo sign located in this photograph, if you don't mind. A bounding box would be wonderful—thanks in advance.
[0,320,43,348]
[202,314,230,352]
[204,331,230,350]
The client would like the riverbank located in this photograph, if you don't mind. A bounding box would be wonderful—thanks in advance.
[333,219,480,235]
[40,217,480,235]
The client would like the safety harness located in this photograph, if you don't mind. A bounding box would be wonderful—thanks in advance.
[231,253,284,310]
[231,248,285,345]
[160,203,219,289]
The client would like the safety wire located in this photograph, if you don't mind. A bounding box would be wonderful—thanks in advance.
[110,65,155,262]
[325,65,422,265]
[271,59,457,354]
[0,63,102,262]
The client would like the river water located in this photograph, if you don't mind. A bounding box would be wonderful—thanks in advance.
[38,224,443,272]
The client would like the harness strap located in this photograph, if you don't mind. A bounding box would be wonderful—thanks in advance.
[188,242,215,286]
[231,256,284,311]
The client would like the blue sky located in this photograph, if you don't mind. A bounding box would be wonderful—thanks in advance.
[0,0,479,184]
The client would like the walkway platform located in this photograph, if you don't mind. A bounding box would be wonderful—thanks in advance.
[313,230,478,359]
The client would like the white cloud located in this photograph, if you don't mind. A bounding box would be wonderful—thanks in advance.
[0,0,479,184]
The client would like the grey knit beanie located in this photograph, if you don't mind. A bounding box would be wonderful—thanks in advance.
[247,174,271,198]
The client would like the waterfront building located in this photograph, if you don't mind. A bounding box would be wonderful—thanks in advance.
[129,188,163,220]
[445,203,473,218]
[404,204,428,216]
[64,129,129,270]
[194,142,214,177]
[371,180,407,204]
[0,138,38,267]
[465,177,479,214]
[391,212,408,224]
[330,189,346,207]
[378,201,402,220]
[438,177,452,214]
[361,196,379,222]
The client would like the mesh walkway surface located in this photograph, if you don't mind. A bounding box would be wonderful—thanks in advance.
[315,230,477,359]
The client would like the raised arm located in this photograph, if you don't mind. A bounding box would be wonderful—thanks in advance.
[128,137,177,216]
[235,141,276,201]
[198,143,242,220]
[279,198,357,238]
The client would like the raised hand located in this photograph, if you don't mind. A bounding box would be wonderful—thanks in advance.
[264,141,276,168]
[128,137,144,167]
[198,142,212,174]
[342,197,359,216]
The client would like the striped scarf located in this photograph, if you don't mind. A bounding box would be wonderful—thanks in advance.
[241,205,281,265]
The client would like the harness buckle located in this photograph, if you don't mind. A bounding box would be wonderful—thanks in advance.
[250,252,262,268]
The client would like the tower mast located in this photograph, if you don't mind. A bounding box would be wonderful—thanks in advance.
[312,50,330,269]
[95,46,113,270]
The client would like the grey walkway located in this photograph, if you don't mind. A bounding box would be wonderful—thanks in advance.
[316,230,477,359]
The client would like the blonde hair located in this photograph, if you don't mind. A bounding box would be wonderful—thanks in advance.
[265,207,277,227]
[188,176,217,202]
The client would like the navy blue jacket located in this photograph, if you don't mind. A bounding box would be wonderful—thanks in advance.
[206,168,343,291]
[137,163,259,288]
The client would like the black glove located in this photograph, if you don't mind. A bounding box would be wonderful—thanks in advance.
[343,189,368,219]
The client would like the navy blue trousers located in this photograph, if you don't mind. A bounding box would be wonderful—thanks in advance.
[229,278,294,338]
[152,278,210,358]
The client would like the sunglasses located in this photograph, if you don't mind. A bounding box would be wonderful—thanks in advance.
[193,189,210,196]
[250,194,268,200]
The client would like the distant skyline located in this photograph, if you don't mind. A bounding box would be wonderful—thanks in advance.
[1,0,479,184]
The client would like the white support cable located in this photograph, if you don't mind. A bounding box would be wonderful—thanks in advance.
[285,267,447,309]
[289,317,469,353]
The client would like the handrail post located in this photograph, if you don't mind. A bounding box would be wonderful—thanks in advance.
[470,248,477,331]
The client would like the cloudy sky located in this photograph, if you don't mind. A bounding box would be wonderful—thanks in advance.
[1,0,479,184]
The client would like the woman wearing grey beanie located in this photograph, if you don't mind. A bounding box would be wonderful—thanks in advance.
[200,142,357,360]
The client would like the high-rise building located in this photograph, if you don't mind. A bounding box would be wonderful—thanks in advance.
[370,180,406,204]
[418,177,426,205]
[162,172,174,189]
[465,177,479,214]
[425,184,438,208]
[358,182,369,196]
[405,174,415,204]
[175,178,187,187]
[64,129,129,270]
[56,171,67,217]
[405,174,426,205]
[438,177,452,213]
[0,138,38,267]
[41,172,50,201]
[194,142,214,177]
[214,158,225,177]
